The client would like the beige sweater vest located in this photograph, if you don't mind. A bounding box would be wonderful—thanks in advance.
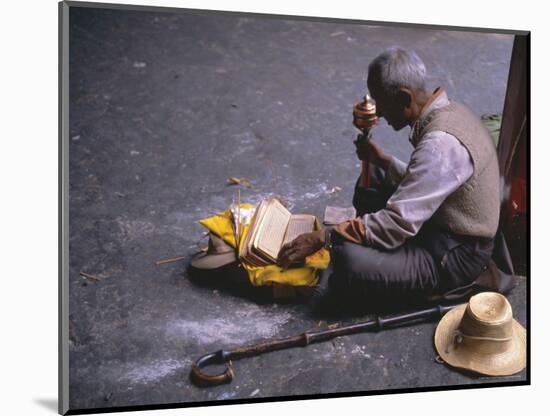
[411,101,500,238]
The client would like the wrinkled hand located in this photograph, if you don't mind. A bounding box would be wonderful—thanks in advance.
[354,135,391,169]
[277,230,325,269]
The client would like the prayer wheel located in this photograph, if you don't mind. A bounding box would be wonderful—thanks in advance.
[353,95,378,188]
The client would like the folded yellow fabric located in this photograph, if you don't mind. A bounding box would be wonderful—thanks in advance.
[199,204,330,287]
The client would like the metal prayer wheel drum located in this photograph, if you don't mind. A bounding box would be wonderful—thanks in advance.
[353,94,378,130]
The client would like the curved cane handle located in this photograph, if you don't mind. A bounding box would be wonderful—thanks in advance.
[190,350,235,387]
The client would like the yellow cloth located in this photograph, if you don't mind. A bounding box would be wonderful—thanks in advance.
[199,204,330,287]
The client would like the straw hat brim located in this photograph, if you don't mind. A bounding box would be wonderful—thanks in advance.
[190,251,237,270]
[434,304,526,376]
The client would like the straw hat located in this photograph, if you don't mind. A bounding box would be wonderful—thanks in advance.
[190,233,237,270]
[434,292,526,376]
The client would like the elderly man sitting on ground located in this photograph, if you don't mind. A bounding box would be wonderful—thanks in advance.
[278,47,502,310]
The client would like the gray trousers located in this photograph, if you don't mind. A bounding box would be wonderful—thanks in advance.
[327,172,494,309]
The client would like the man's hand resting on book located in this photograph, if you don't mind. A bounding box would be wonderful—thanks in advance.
[277,229,325,269]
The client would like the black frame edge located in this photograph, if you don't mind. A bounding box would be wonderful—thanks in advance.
[59,1,70,415]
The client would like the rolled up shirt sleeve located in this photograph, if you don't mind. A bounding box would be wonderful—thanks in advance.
[332,217,367,245]
[363,131,474,249]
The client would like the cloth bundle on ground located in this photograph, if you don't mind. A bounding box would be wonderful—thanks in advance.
[193,203,330,300]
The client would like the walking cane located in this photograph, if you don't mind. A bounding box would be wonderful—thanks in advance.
[190,303,461,387]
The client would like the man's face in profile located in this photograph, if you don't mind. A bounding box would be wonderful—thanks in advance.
[367,80,409,131]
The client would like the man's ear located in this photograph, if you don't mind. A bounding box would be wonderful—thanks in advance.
[396,88,413,109]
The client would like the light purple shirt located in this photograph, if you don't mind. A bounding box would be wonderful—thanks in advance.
[363,91,474,249]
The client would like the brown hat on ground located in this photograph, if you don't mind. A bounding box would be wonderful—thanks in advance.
[434,292,526,376]
[190,233,237,270]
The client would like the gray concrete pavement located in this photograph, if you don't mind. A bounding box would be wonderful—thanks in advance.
[67,6,524,412]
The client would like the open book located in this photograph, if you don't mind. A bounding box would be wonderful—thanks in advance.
[239,198,316,266]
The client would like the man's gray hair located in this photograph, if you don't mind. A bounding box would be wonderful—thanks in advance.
[368,47,427,98]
